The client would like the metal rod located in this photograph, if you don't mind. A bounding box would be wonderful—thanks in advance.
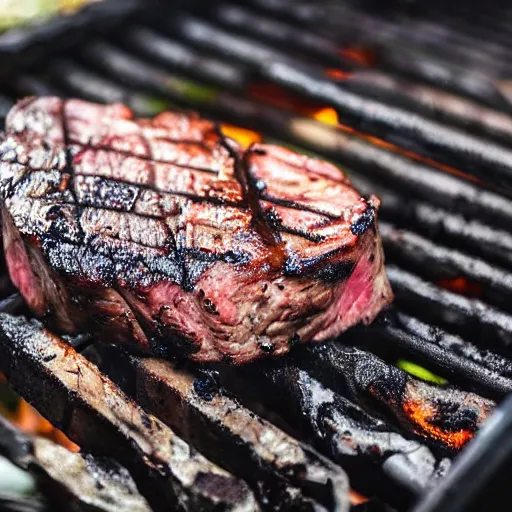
[385,265,512,351]
[380,223,512,312]
[351,313,512,398]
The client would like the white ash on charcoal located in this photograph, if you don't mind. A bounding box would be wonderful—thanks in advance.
[0,313,259,512]
[0,415,151,512]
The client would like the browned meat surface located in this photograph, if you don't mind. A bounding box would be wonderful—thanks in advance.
[0,97,393,363]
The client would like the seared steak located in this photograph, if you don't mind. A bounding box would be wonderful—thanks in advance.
[0,97,392,363]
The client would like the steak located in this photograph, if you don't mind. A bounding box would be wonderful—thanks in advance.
[0,97,393,364]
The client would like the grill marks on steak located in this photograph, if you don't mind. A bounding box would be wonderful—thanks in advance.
[0,97,393,363]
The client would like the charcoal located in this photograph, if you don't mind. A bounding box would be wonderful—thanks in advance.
[214,363,450,510]
[0,416,151,512]
[298,343,495,453]
[132,357,350,511]
[0,313,259,512]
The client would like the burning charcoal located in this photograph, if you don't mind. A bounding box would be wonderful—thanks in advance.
[0,314,259,512]
[215,363,450,510]
[298,343,495,453]
[132,357,350,511]
[0,416,151,512]
[360,310,512,398]
[386,266,512,351]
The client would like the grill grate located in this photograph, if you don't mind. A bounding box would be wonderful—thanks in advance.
[1,1,512,511]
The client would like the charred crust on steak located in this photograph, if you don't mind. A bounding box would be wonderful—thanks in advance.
[350,199,376,236]
[193,373,220,401]
[0,98,394,363]
[314,260,356,283]
[259,340,276,353]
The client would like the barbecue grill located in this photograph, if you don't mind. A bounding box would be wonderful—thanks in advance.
[0,0,512,510]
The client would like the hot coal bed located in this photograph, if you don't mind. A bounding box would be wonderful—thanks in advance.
[1,0,512,511]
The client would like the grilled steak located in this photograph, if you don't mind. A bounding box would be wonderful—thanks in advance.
[0,97,392,363]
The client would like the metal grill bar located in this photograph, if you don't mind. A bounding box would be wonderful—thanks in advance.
[386,266,512,351]
[353,313,512,398]
[380,223,512,311]
[211,3,512,145]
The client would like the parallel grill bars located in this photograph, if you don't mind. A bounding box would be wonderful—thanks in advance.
[1,1,512,510]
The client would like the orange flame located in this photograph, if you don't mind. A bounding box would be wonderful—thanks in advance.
[221,123,262,148]
[0,373,79,452]
[403,399,473,450]
[437,277,482,297]
[248,79,478,185]
[350,490,369,505]
[312,107,339,126]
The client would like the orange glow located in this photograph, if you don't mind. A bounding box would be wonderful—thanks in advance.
[248,82,322,117]
[312,107,339,126]
[333,121,481,183]
[438,277,482,297]
[248,80,479,185]
[52,429,80,452]
[339,47,375,66]
[403,399,473,450]
[0,374,79,452]
[326,68,352,80]
[15,401,80,452]
[221,123,262,148]
[350,490,369,505]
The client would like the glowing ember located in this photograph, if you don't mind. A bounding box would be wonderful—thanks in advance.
[350,489,369,505]
[248,82,322,117]
[312,107,339,126]
[0,373,79,452]
[403,399,473,450]
[438,277,482,297]
[326,68,352,80]
[339,47,375,66]
[221,123,262,148]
